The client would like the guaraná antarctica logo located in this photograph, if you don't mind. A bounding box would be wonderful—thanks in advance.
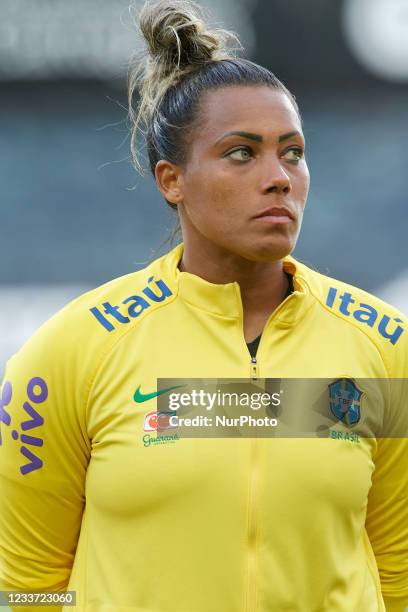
[142,409,180,447]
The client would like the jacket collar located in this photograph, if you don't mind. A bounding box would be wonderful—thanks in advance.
[156,243,315,326]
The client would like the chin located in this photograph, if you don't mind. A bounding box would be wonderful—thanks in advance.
[244,238,296,262]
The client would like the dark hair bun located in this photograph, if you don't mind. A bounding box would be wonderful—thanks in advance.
[128,0,240,174]
[139,0,227,74]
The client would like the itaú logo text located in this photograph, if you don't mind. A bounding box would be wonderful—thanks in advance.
[143,410,178,432]
[326,287,405,345]
[89,276,173,332]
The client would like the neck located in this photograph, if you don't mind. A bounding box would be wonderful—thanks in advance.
[178,240,290,315]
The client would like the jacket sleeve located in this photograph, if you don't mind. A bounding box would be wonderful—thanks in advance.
[365,329,408,612]
[0,304,92,612]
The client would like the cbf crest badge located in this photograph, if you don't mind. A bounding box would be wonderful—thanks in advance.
[329,379,363,426]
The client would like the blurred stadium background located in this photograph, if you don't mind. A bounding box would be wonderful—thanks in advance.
[1,0,408,376]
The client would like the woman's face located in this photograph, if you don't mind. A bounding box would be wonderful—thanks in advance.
[165,85,310,262]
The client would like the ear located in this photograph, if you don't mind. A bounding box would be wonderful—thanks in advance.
[155,160,184,206]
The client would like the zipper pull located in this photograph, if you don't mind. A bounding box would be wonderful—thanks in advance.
[250,356,258,380]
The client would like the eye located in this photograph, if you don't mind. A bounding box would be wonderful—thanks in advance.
[282,147,304,163]
[224,146,254,162]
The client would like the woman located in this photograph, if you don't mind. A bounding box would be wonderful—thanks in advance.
[1,1,407,610]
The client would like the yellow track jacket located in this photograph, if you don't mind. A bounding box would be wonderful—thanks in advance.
[1,243,408,611]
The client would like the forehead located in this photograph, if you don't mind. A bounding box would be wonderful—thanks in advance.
[196,85,302,141]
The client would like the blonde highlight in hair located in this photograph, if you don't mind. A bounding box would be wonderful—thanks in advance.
[128,0,241,174]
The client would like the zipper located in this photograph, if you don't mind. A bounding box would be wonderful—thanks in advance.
[245,289,298,380]
[245,436,260,612]
[246,356,261,610]
[250,356,258,381]
[241,277,300,611]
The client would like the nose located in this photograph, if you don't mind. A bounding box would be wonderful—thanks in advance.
[261,161,292,195]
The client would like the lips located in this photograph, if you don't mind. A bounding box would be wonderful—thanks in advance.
[254,206,295,220]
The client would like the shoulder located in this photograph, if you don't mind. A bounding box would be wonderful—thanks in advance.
[0,255,178,430]
[291,257,408,373]
[64,259,176,337]
[30,253,176,342]
[86,266,176,336]
[5,253,177,388]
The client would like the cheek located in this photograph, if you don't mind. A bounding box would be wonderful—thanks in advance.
[208,166,254,209]
[185,168,245,220]
[208,184,249,229]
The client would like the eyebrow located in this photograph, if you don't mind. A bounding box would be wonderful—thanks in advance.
[215,130,302,145]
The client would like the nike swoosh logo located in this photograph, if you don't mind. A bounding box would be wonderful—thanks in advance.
[133,384,184,403]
